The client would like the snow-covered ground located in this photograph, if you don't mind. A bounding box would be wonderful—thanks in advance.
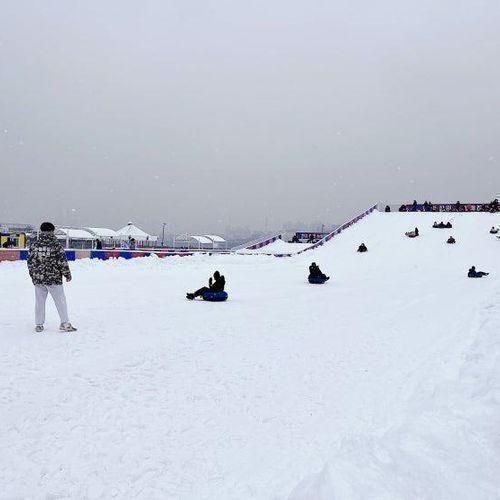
[1,211,499,499]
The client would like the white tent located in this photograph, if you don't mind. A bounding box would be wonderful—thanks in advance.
[115,222,156,242]
[55,227,96,240]
[204,235,225,243]
[86,227,117,239]
[174,234,215,249]
[55,227,96,249]
[204,235,227,249]
[191,235,213,245]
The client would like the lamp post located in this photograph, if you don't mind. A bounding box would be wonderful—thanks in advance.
[162,223,166,247]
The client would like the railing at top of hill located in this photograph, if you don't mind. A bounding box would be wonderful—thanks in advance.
[380,202,499,213]
[231,233,283,251]
[276,204,377,257]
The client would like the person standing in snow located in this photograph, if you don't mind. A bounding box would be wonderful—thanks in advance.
[27,222,77,333]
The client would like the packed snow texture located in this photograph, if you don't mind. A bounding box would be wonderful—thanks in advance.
[1,212,499,499]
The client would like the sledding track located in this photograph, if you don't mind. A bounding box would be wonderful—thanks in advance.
[1,211,499,499]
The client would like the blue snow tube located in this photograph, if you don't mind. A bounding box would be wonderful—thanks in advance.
[202,291,229,302]
[308,276,328,284]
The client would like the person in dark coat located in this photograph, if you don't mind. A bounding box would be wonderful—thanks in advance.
[384,205,391,212]
[468,266,489,278]
[308,262,329,281]
[447,236,456,244]
[489,226,498,234]
[445,222,452,228]
[27,222,77,332]
[405,227,419,238]
[357,243,368,252]
[95,239,103,250]
[187,271,226,300]
[399,204,407,212]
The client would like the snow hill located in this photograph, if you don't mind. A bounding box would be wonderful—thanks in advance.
[1,210,499,499]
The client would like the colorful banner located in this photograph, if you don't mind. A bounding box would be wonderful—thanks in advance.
[399,203,492,212]
[294,232,328,242]
[246,234,283,250]
[0,249,196,263]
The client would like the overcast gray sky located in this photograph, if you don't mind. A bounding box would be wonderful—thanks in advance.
[1,0,500,235]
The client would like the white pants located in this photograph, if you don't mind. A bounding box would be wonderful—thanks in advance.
[35,285,70,326]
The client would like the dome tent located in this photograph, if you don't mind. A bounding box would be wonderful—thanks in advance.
[115,222,156,242]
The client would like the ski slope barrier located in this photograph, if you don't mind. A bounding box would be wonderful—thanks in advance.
[237,205,378,257]
[294,204,377,256]
[231,233,283,251]
[238,240,311,255]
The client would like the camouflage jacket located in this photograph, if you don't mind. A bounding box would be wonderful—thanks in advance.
[27,232,72,285]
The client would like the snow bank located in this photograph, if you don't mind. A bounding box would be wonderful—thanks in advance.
[289,294,500,500]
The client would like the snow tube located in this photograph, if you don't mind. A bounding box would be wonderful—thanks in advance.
[308,276,328,284]
[202,291,228,302]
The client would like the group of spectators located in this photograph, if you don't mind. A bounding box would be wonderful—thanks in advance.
[396,200,435,212]
[392,199,500,213]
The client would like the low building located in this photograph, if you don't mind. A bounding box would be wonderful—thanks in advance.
[0,223,34,248]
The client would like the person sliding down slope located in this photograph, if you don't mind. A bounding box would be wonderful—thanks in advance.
[27,222,77,333]
[187,271,226,300]
[468,266,489,278]
[490,226,499,234]
[309,262,329,281]
[405,227,419,238]
[357,243,368,252]
[447,236,456,244]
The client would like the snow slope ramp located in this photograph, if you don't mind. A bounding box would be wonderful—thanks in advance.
[288,210,500,499]
[296,210,500,277]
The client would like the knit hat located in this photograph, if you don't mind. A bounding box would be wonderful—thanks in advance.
[40,222,55,232]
